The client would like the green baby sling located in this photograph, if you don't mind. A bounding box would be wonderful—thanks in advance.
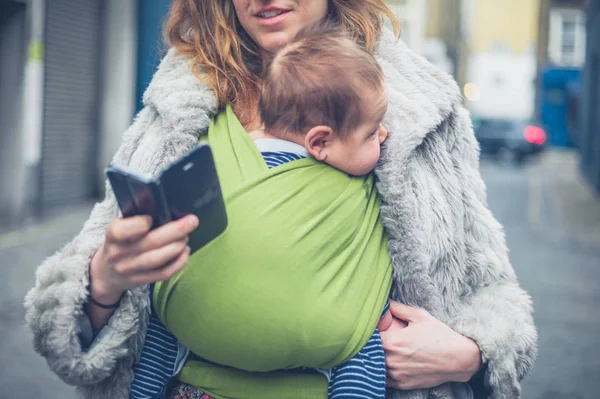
[153,106,392,399]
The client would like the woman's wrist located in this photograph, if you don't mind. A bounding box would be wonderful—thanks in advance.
[88,253,124,305]
[88,284,123,308]
[453,337,484,383]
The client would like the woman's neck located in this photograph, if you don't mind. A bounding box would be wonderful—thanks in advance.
[232,90,262,133]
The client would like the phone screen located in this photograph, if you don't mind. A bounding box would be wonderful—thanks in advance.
[161,145,228,251]
[106,144,228,252]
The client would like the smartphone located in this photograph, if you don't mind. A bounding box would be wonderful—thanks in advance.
[106,144,228,252]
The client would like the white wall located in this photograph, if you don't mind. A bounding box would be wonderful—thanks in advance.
[422,38,454,74]
[386,0,427,53]
[97,0,138,189]
[465,51,537,120]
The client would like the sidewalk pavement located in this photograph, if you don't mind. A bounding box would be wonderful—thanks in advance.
[0,203,94,250]
[528,149,600,255]
[0,203,94,399]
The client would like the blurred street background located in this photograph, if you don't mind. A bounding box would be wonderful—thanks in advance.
[1,0,599,398]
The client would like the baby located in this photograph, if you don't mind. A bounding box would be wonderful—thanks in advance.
[131,27,392,399]
[253,27,389,177]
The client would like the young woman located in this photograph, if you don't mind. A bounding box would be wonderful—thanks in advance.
[25,1,537,398]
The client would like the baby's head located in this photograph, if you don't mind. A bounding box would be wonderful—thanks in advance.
[259,26,388,176]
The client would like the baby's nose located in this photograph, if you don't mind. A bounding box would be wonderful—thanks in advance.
[378,126,389,144]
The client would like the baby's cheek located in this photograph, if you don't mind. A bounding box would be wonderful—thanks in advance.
[371,147,382,168]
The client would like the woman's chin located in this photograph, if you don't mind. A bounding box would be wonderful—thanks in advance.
[257,32,294,54]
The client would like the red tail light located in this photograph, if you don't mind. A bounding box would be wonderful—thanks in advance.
[524,126,546,145]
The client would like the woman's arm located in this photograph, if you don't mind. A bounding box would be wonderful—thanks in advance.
[379,106,536,397]
[24,108,156,386]
[446,106,538,396]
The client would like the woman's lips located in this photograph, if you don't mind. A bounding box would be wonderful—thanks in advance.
[255,9,291,27]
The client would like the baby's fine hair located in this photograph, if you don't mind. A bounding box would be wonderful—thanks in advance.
[259,25,384,139]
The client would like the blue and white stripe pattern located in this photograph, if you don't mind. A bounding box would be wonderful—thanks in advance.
[262,151,306,168]
[130,302,180,399]
[328,302,390,399]
[130,140,389,399]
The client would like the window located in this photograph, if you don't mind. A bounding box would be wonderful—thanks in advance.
[549,8,586,67]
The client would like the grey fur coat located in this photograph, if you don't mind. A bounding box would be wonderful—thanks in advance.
[24,29,537,399]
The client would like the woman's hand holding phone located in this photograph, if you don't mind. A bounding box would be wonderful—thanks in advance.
[86,214,198,330]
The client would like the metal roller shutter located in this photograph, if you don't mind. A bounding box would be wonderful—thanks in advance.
[41,0,103,210]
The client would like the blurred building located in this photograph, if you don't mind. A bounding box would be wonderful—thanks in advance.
[385,0,427,53]
[538,0,587,68]
[0,0,430,230]
[535,0,587,147]
[579,0,600,193]
[1,0,30,227]
[423,0,465,79]
[460,0,541,120]
[0,0,138,228]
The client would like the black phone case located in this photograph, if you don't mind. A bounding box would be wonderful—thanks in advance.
[106,144,228,252]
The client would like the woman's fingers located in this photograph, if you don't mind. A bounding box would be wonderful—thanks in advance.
[94,214,198,294]
[378,310,394,332]
[117,238,190,275]
[386,377,419,391]
[106,215,153,243]
[134,215,199,254]
[380,317,410,352]
[387,300,428,323]
[128,245,191,286]
[386,378,405,390]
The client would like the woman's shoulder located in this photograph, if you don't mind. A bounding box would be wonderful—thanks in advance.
[142,48,218,134]
[375,28,469,162]
[108,48,220,177]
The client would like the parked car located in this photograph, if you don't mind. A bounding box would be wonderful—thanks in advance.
[472,118,547,164]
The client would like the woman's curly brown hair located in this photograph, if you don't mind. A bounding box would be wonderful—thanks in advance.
[164,1,400,123]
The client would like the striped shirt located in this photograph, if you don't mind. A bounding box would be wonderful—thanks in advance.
[130,141,388,399]
[262,151,306,168]
[327,302,389,399]
[130,305,182,399]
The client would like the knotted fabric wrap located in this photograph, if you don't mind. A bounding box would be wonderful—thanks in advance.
[153,106,392,398]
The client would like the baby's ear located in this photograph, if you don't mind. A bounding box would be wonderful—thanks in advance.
[305,125,334,161]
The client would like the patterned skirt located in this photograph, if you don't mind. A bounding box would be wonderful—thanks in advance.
[169,382,215,399]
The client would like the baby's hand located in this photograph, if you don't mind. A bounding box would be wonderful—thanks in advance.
[378,310,408,332]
